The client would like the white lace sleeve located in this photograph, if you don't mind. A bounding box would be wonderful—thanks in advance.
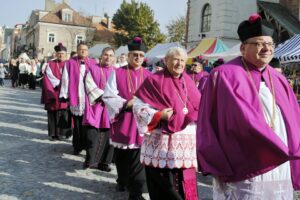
[45,64,60,88]
[85,71,104,105]
[133,98,158,135]
[102,70,127,121]
[59,65,69,99]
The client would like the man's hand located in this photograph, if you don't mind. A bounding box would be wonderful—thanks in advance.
[125,97,136,110]
[161,108,173,120]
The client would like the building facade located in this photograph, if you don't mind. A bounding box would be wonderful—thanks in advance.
[186,0,300,49]
[11,24,27,58]
[186,0,256,49]
[25,1,95,59]
[0,27,14,61]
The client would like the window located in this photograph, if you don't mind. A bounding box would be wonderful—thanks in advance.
[201,4,212,32]
[62,9,73,22]
[48,33,55,43]
[76,35,85,45]
[64,13,71,22]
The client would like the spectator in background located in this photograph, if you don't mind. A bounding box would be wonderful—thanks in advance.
[35,58,41,77]
[188,55,209,87]
[198,58,225,94]
[28,59,37,90]
[19,58,30,89]
[115,53,128,68]
[35,58,41,69]
[152,59,164,73]
[0,63,8,87]
[9,59,19,88]
[41,57,48,75]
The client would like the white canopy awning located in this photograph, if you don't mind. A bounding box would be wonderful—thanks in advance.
[146,42,184,65]
[115,45,129,57]
[89,43,111,58]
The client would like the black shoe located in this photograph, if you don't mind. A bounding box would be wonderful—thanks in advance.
[115,183,126,192]
[65,131,72,139]
[73,150,81,155]
[98,163,111,172]
[50,136,56,141]
[82,162,89,169]
[55,136,61,140]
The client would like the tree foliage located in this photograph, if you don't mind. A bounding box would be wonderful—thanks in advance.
[112,0,165,49]
[166,16,186,45]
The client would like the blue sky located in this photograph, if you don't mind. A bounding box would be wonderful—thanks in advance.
[0,0,187,33]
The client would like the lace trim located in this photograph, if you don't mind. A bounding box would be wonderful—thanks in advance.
[140,125,197,169]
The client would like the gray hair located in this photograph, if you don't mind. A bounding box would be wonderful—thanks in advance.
[101,47,115,56]
[165,47,187,59]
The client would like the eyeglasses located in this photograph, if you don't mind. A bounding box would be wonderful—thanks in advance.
[191,64,198,66]
[131,53,145,58]
[244,42,275,48]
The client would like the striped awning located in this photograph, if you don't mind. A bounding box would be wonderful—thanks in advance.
[187,38,228,64]
[275,34,300,64]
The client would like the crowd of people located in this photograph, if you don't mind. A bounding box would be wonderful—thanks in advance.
[0,57,44,89]
[2,13,300,200]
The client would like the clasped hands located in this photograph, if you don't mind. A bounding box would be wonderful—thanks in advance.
[161,108,173,120]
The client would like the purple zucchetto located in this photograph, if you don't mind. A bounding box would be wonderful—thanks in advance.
[128,37,147,52]
[193,55,204,63]
[237,13,276,42]
[54,43,67,52]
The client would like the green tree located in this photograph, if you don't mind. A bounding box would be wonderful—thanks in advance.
[166,16,186,45]
[112,0,165,49]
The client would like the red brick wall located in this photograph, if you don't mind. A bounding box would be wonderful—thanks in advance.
[280,0,299,19]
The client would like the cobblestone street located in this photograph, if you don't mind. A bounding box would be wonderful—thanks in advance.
[1,86,299,200]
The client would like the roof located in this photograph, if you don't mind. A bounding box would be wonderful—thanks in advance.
[258,1,300,34]
[39,3,92,27]
[92,22,115,44]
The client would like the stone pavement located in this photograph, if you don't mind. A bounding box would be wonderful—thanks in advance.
[0,86,211,200]
[0,86,298,200]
